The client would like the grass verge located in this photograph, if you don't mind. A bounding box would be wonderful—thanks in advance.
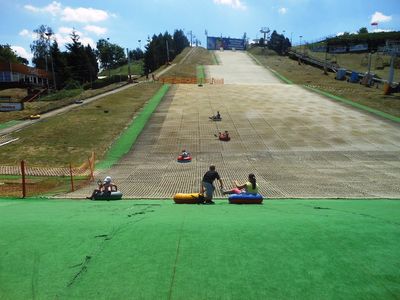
[98,60,144,77]
[0,198,399,299]
[96,84,170,170]
[161,47,216,78]
[0,82,129,124]
[0,82,162,167]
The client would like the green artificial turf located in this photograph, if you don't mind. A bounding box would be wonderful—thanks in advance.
[95,84,170,170]
[0,198,399,299]
[0,120,23,130]
[197,65,205,85]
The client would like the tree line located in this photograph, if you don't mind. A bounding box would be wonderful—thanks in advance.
[0,45,29,65]
[258,30,291,55]
[144,30,189,74]
[0,25,189,90]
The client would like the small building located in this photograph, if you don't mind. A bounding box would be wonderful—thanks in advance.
[0,62,49,87]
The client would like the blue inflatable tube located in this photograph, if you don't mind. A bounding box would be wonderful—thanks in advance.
[228,193,263,204]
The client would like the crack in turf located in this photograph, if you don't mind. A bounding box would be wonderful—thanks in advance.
[168,215,186,300]
[67,256,91,287]
[127,210,155,217]
[66,205,156,289]
[94,234,108,238]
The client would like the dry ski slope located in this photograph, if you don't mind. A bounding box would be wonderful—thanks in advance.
[71,50,400,199]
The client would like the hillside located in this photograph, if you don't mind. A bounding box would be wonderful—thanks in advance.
[159,47,217,78]
[98,60,144,77]
[248,46,400,117]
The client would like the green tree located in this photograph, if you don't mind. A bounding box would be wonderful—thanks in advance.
[173,29,189,55]
[50,40,69,89]
[358,27,368,34]
[0,44,28,64]
[129,48,144,60]
[267,30,290,55]
[30,25,53,69]
[65,30,98,84]
[96,39,126,71]
[84,45,99,84]
[144,29,188,73]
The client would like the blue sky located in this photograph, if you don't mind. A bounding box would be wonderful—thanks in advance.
[1,0,399,64]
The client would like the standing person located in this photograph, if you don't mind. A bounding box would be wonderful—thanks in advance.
[200,165,223,204]
[223,173,259,195]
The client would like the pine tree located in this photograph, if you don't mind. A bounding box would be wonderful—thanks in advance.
[30,25,53,69]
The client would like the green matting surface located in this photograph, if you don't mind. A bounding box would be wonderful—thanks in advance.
[1,198,399,299]
[0,120,23,130]
[95,84,170,170]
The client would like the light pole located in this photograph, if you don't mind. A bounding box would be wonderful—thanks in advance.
[187,31,193,47]
[126,48,132,82]
[290,32,293,47]
[45,32,56,90]
[138,39,141,50]
[166,40,170,63]
[299,35,303,53]
[107,37,111,78]
[260,27,270,46]
[282,30,286,54]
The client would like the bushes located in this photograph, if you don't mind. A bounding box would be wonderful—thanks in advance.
[64,80,81,90]
[39,88,82,101]
[83,75,128,90]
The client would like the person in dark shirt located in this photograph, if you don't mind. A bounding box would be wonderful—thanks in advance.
[200,165,223,204]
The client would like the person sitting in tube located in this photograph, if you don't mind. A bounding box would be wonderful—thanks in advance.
[209,111,221,120]
[181,149,189,158]
[219,130,229,139]
[86,176,115,199]
[223,173,259,195]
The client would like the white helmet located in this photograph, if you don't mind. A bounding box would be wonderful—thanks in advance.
[103,176,112,183]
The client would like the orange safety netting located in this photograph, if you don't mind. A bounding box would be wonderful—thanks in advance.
[0,152,95,198]
[159,77,224,84]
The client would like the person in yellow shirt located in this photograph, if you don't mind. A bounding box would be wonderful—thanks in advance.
[223,173,259,195]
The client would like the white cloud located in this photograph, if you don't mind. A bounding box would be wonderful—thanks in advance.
[24,1,110,23]
[11,46,33,61]
[213,0,246,10]
[278,7,287,15]
[44,1,62,16]
[19,29,37,39]
[336,31,356,36]
[372,28,395,33]
[84,25,107,35]
[61,7,109,23]
[371,11,392,24]
[24,4,39,12]
[24,1,61,15]
[58,26,75,35]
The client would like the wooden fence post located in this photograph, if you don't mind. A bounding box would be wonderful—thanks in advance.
[89,151,95,181]
[21,160,26,198]
[88,158,94,181]
[69,163,75,192]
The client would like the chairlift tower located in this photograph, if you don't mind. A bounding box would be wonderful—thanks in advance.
[260,27,270,46]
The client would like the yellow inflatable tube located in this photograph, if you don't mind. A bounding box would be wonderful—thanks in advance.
[173,193,203,204]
